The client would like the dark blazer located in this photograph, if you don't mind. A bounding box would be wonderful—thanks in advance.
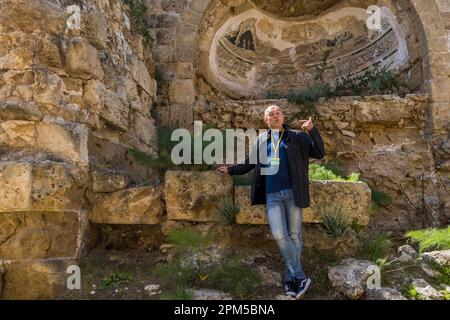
[227,124,325,208]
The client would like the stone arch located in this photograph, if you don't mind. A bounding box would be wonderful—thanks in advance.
[196,0,425,99]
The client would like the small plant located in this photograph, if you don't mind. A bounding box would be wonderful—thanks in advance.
[217,197,239,225]
[406,226,450,253]
[309,163,345,181]
[319,205,349,238]
[159,286,193,300]
[99,271,135,289]
[122,0,154,47]
[405,285,423,300]
[441,289,450,300]
[309,163,361,182]
[358,233,392,263]
[206,258,261,299]
[166,228,214,249]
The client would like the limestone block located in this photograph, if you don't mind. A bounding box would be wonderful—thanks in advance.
[35,35,63,70]
[168,79,196,105]
[0,120,36,148]
[1,258,77,300]
[92,170,127,193]
[306,180,371,225]
[127,54,156,97]
[235,186,266,225]
[31,161,89,211]
[66,37,104,80]
[164,171,233,222]
[36,121,89,166]
[0,161,89,212]
[328,258,379,300]
[0,162,32,212]
[83,79,129,131]
[0,0,65,35]
[234,181,371,225]
[90,187,164,225]
[0,32,35,70]
[130,111,158,146]
[33,68,66,106]
[0,211,80,260]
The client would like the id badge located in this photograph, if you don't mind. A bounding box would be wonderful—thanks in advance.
[270,157,280,166]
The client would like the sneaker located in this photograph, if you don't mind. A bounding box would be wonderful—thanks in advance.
[295,277,312,299]
[284,280,297,297]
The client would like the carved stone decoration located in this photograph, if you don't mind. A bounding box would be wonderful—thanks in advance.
[204,2,408,97]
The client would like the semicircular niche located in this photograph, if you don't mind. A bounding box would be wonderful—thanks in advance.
[207,4,408,97]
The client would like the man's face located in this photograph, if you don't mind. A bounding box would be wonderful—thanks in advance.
[265,107,284,129]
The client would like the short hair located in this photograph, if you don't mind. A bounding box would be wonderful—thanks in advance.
[264,105,282,122]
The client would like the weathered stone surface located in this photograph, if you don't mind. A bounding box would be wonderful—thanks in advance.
[127,54,157,97]
[33,68,66,106]
[188,289,233,300]
[234,181,371,225]
[398,245,419,258]
[66,37,104,80]
[168,79,196,105]
[422,250,450,267]
[92,170,127,193]
[235,186,266,225]
[90,187,164,225]
[36,121,89,166]
[0,162,32,211]
[165,171,234,222]
[366,288,407,300]
[0,161,88,212]
[0,32,35,70]
[257,266,282,287]
[0,120,89,166]
[327,258,379,300]
[410,279,444,300]
[31,161,89,211]
[0,211,80,260]
[83,80,129,131]
[1,259,76,300]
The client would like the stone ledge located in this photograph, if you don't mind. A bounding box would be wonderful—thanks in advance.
[0,161,89,212]
[164,171,233,222]
[0,210,84,261]
[0,258,77,300]
[90,186,164,225]
[235,180,371,225]
[0,120,89,166]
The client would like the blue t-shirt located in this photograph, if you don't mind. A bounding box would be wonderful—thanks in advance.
[264,132,292,194]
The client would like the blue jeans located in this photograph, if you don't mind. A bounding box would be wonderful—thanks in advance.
[266,188,305,282]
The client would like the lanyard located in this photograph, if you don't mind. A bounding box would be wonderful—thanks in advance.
[271,130,284,159]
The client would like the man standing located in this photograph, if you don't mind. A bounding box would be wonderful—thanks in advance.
[217,105,325,299]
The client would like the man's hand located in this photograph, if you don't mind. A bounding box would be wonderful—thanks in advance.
[216,165,229,175]
[300,117,314,132]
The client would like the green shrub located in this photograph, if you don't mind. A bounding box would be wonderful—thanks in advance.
[166,228,214,249]
[99,271,135,289]
[406,227,450,253]
[405,285,423,300]
[319,206,349,237]
[309,163,345,181]
[358,233,392,263]
[217,197,239,225]
[206,259,261,299]
[123,0,154,46]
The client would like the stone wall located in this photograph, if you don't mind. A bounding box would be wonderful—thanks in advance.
[0,0,159,299]
[148,0,449,229]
